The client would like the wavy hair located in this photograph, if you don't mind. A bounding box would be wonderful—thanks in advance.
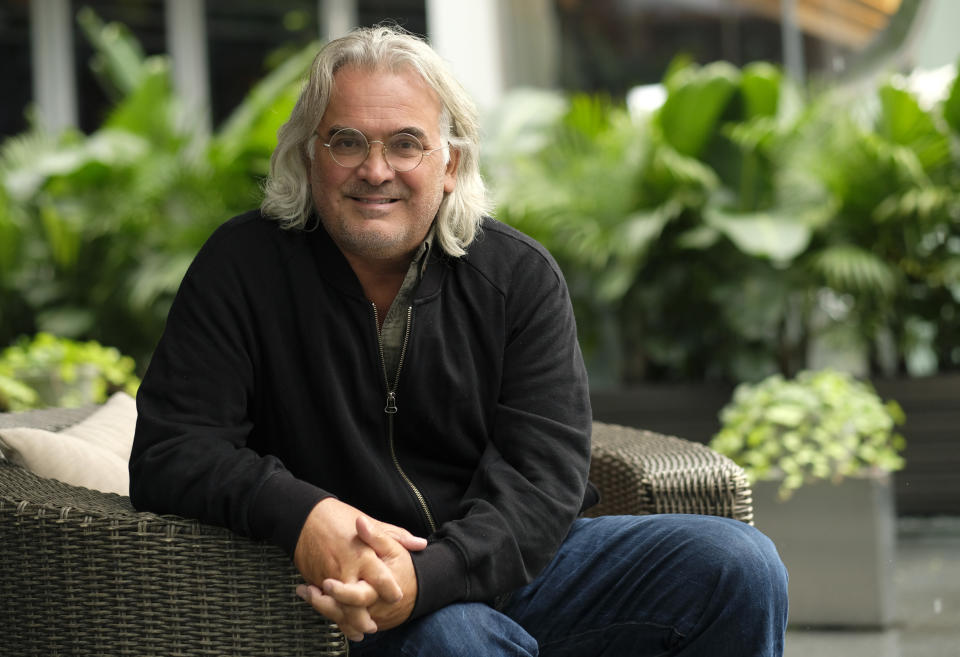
[261,25,490,257]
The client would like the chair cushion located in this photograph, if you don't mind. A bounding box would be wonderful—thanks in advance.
[0,392,136,496]
[59,391,137,461]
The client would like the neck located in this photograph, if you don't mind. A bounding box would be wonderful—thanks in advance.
[342,251,412,322]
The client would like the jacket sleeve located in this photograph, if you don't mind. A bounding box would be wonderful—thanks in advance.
[410,245,593,618]
[129,223,328,554]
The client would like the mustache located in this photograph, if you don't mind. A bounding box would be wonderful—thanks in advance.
[343,183,409,199]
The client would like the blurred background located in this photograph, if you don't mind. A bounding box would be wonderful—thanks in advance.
[0,1,957,652]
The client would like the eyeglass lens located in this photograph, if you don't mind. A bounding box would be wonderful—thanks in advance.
[326,128,424,171]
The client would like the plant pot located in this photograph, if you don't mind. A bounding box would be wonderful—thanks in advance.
[752,475,897,629]
[18,364,99,408]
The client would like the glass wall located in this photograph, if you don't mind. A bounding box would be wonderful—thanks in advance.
[0,0,428,139]
[553,0,910,95]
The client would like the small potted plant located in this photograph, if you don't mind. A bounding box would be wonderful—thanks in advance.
[710,369,906,498]
[710,369,906,628]
[0,333,140,411]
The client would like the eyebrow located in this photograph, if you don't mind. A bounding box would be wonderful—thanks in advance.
[325,125,429,140]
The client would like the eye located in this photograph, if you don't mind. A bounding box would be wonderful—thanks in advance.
[389,134,423,156]
[329,130,366,152]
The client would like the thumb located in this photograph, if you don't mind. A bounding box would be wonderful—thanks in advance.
[356,515,403,558]
[383,525,429,552]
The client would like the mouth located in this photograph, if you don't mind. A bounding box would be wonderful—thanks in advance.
[349,195,399,205]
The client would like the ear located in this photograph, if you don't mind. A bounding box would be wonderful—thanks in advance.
[443,146,460,194]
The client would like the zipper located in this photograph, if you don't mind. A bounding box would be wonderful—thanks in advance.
[372,303,437,534]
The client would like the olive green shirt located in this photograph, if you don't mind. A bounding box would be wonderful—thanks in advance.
[377,231,433,386]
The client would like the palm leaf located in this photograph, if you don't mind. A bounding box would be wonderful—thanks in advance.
[878,83,952,172]
[704,205,811,262]
[102,61,177,141]
[76,7,149,99]
[212,41,321,165]
[809,245,898,298]
[873,185,956,222]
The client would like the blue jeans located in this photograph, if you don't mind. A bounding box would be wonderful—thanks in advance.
[350,515,789,656]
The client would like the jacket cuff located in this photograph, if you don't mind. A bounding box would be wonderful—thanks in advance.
[409,540,468,619]
[248,470,331,558]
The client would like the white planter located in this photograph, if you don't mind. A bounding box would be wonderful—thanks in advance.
[752,475,897,629]
[18,364,99,408]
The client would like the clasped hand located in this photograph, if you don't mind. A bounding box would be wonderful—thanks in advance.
[293,498,428,641]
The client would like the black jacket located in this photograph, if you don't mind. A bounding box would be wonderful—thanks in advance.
[130,210,593,618]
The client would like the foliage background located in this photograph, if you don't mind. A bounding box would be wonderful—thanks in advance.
[485,58,960,386]
[0,9,317,368]
[2,12,958,389]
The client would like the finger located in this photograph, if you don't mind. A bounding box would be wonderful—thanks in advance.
[353,518,405,603]
[357,516,428,555]
[381,523,429,551]
[322,578,378,607]
[360,559,403,604]
[297,584,376,641]
[355,515,397,557]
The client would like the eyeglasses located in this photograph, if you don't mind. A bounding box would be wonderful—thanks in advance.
[318,128,447,172]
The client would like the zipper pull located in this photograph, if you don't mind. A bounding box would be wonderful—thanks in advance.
[385,391,398,414]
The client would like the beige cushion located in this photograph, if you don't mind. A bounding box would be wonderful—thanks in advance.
[0,392,136,496]
[60,391,137,461]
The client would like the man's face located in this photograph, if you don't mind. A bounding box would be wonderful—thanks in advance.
[309,65,459,266]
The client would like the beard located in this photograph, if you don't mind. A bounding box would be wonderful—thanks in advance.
[316,182,442,263]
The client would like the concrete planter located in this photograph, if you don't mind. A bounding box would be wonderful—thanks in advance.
[18,364,99,408]
[752,475,897,629]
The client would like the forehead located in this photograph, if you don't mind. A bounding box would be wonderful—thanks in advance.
[319,65,444,136]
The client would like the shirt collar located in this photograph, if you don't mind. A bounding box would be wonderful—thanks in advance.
[414,225,435,279]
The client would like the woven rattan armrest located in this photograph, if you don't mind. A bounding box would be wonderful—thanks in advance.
[0,408,751,656]
[0,458,348,657]
[1,402,347,656]
[587,421,753,523]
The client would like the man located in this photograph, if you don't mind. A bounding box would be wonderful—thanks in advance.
[131,25,788,656]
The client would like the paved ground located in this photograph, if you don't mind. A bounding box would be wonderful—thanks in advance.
[784,517,960,657]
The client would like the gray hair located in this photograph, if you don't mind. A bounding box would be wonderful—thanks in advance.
[261,25,490,257]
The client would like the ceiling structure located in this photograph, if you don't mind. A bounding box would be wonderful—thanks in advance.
[731,0,904,48]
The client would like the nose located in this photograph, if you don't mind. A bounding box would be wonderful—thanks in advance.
[355,140,395,185]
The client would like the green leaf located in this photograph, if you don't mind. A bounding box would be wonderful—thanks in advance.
[940,59,960,136]
[809,244,898,297]
[213,41,321,163]
[35,308,96,338]
[740,62,781,119]
[0,186,21,273]
[77,7,149,98]
[704,206,811,261]
[878,82,951,171]
[676,226,720,250]
[657,62,740,157]
[103,61,176,140]
[766,404,806,427]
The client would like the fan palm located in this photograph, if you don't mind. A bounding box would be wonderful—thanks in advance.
[0,9,318,366]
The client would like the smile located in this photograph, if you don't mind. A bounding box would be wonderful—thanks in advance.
[350,196,398,205]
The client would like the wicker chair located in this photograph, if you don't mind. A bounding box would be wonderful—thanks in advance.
[0,405,752,657]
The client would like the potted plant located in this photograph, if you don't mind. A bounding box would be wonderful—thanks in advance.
[0,333,140,411]
[710,369,906,628]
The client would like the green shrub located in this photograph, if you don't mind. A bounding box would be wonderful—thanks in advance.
[0,9,318,366]
[486,59,960,385]
[709,369,906,498]
[0,332,140,411]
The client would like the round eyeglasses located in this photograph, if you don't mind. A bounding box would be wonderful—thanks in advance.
[319,128,447,172]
